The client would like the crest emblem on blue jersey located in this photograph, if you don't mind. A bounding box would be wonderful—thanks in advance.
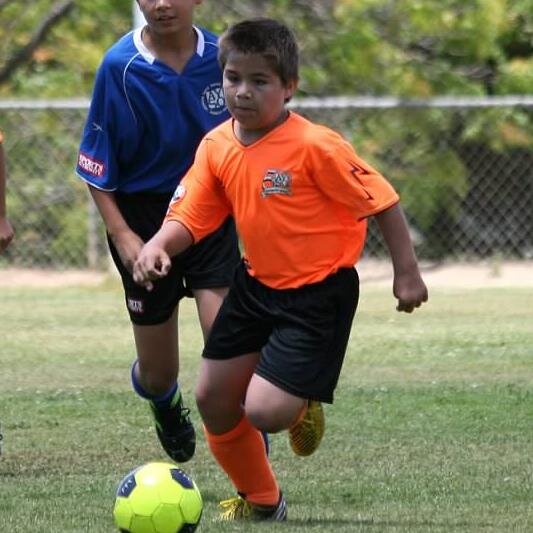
[201,83,226,115]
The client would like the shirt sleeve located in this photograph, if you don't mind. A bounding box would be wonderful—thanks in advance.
[307,127,399,219]
[76,58,121,191]
[165,139,231,242]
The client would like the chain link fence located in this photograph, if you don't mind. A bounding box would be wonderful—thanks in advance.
[0,96,532,270]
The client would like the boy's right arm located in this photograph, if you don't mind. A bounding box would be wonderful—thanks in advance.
[0,142,14,254]
[88,185,144,273]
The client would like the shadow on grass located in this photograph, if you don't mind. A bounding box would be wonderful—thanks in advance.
[287,517,493,529]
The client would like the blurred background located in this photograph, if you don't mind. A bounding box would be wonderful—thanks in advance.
[0,0,532,270]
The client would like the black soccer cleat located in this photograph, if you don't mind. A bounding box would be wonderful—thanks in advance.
[149,390,196,463]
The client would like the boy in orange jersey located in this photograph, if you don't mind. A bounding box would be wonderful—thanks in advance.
[133,18,428,521]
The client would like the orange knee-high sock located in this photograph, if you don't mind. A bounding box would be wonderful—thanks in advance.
[204,416,279,506]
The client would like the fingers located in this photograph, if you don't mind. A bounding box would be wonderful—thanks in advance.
[0,235,13,254]
[396,302,411,313]
[132,270,156,291]
[159,257,171,276]
[395,282,428,313]
[132,251,171,289]
[132,263,159,286]
[396,298,425,313]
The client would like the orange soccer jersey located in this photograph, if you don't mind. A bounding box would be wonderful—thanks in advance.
[166,112,399,289]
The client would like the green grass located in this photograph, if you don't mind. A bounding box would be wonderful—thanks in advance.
[1,281,532,532]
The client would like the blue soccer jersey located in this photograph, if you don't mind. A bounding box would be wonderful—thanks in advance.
[76,26,229,193]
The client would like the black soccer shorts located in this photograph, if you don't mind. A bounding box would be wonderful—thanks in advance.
[203,261,359,403]
[108,191,240,325]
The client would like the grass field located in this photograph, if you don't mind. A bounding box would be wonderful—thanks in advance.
[1,278,532,532]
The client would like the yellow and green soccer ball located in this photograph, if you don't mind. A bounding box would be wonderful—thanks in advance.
[113,462,203,533]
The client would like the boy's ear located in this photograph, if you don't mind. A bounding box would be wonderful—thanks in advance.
[284,79,298,101]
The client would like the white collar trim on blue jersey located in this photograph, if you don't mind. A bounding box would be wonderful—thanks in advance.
[133,25,205,64]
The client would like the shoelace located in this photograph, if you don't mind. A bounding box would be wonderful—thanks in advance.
[178,406,191,423]
[152,403,191,435]
[219,497,251,520]
[291,416,314,439]
[297,417,314,429]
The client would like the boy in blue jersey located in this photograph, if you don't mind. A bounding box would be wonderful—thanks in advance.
[76,0,239,463]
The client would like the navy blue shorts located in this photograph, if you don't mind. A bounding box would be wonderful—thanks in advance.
[203,262,359,403]
[108,191,240,325]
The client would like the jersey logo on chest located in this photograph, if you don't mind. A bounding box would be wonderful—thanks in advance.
[201,83,227,115]
[261,169,292,198]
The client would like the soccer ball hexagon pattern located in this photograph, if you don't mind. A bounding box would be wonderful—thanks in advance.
[113,462,203,533]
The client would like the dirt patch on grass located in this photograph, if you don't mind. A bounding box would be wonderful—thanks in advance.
[0,268,108,288]
[357,259,533,288]
[1,260,532,288]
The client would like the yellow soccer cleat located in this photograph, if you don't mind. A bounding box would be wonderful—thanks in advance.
[289,400,325,456]
[218,494,287,521]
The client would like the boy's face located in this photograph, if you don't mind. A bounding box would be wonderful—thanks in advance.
[223,52,296,134]
[137,0,202,34]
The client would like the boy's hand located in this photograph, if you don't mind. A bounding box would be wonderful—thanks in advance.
[110,229,144,274]
[133,244,172,291]
[393,270,428,313]
[0,217,14,254]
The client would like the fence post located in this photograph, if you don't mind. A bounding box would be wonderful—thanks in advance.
[87,192,98,269]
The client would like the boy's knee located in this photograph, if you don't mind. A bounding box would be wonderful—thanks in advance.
[246,406,285,433]
[194,385,210,415]
[194,383,224,417]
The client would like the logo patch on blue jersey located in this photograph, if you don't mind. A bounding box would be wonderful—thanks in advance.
[78,152,105,178]
[201,83,226,115]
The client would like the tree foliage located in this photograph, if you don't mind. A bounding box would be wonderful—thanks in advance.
[1,1,532,263]
[0,0,131,96]
[0,0,532,97]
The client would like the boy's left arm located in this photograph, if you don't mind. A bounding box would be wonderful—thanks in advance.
[374,203,428,313]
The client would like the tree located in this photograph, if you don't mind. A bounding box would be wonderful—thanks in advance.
[0,0,131,97]
[1,0,531,262]
[0,0,532,97]
[0,0,74,84]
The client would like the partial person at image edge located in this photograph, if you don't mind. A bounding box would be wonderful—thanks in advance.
[0,129,15,254]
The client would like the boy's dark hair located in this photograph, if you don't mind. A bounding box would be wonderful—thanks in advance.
[218,18,299,86]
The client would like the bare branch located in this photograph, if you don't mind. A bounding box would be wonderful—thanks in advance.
[0,0,74,85]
